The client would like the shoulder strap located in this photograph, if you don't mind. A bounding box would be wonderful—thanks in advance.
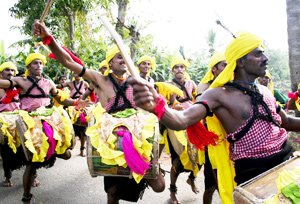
[19,76,49,99]
[172,78,192,102]
[71,81,83,99]
[108,74,133,113]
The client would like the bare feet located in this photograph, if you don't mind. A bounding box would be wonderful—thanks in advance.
[170,192,180,204]
[187,177,199,194]
[79,150,85,157]
[2,178,13,187]
[32,178,40,187]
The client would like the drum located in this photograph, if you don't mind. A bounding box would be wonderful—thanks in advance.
[86,110,159,179]
[16,118,32,161]
[233,155,300,203]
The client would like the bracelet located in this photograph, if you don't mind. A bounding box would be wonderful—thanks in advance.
[154,95,167,120]
[42,35,54,45]
[288,91,299,101]
[78,66,86,77]
[73,98,80,107]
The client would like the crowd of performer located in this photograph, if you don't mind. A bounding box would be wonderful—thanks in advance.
[0,19,299,204]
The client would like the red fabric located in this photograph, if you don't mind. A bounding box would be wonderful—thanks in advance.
[186,121,218,150]
[42,35,54,45]
[154,95,167,120]
[48,46,84,66]
[1,89,20,104]
[89,91,97,103]
[288,91,299,100]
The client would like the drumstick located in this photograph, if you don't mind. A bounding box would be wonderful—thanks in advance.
[99,15,140,79]
[99,15,154,108]
[40,0,55,23]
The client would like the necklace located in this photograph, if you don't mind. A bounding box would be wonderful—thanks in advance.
[234,80,256,86]
[112,72,126,82]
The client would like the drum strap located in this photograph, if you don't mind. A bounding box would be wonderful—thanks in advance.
[172,78,192,103]
[71,81,83,99]
[19,76,49,99]
[226,82,280,143]
[108,74,133,113]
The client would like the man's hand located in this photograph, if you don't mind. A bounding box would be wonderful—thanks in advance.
[127,77,158,113]
[32,20,50,39]
[76,98,93,110]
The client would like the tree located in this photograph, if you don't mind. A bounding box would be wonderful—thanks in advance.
[286,0,300,116]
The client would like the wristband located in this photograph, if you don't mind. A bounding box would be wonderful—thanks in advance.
[288,91,299,101]
[42,35,54,45]
[154,95,167,120]
[73,98,80,107]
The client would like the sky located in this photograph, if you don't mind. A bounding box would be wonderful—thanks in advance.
[1,0,289,56]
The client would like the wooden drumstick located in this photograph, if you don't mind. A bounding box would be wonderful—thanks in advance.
[40,0,54,23]
[100,15,154,108]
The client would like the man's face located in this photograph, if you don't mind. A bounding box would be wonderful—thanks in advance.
[172,64,185,80]
[99,66,108,75]
[73,73,81,81]
[212,61,227,77]
[59,77,67,84]
[138,61,151,75]
[0,68,15,80]
[109,53,127,74]
[27,59,44,76]
[243,47,268,77]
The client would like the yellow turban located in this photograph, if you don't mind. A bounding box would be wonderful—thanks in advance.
[0,61,18,75]
[210,32,263,88]
[25,53,47,67]
[99,60,108,69]
[137,55,157,72]
[263,70,274,94]
[105,44,130,76]
[201,52,226,84]
[170,56,189,70]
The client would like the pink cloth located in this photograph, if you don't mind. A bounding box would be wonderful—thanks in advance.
[20,78,52,112]
[70,81,86,99]
[227,85,287,161]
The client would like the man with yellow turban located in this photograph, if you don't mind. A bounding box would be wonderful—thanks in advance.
[0,61,24,188]
[33,21,165,204]
[137,55,156,85]
[0,53,89,203]
[161,55,203,204]
[195,52,227,204]
[129,32,300,203]
[197,52,227,95]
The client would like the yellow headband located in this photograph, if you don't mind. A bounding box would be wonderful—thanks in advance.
[0,61,18,76]
[105,44,130,76]
[99,59,108,69]
[210,32,263,88]
[201,52,226,84]
[170,56,189,70]
[137,55,157,72]
[25,53,47,67]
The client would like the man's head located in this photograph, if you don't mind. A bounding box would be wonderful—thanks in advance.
[73,73,81,81]
[99,60,108,75]
[58,75,67,84]
[0,62,18,80]
[137,55,156,77]
[257,70,272,87]
[106,44,129,75]
[25,53,47,77]
[210,32,266,88]
[170,56,189,80]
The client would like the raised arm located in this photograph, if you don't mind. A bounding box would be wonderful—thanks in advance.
[32,20,99,84]
[129,77,215,130]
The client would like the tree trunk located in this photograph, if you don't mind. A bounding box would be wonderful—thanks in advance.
[286,0,300,116]
[116,0,127,38]
[67,13,76,51]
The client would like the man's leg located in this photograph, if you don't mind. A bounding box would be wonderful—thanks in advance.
[186,172,199,194]
[22,164,36,204]
[170,159,180,204]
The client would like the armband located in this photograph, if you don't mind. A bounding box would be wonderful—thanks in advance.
[194,101,213,117]
[42,35,54,45]
[78,66,86,77]
[154,95,167,120]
